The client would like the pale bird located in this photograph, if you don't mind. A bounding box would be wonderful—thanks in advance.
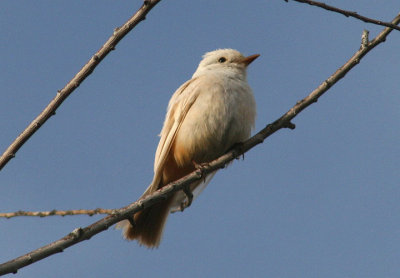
[118,49,259,247]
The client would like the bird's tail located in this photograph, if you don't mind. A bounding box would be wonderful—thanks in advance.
[118,195,175,248]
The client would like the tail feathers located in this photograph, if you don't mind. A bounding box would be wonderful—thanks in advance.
[119,196,174,248]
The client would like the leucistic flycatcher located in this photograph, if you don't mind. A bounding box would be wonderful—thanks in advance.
[118,49,258,248]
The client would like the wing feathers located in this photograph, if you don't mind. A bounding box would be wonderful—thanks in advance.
[143,77,202,195]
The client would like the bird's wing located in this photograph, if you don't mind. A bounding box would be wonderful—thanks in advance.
[142,76,203,196]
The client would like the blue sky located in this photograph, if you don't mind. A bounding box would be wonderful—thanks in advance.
[1,1,399,277]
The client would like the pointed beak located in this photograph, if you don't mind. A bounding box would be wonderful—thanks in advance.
[240,54,260,66]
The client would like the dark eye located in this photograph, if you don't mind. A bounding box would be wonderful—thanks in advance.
[218,57,227,63]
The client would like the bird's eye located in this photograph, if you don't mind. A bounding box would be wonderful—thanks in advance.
[218,57,227,63]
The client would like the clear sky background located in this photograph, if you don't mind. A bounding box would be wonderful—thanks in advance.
[1,1,399,277]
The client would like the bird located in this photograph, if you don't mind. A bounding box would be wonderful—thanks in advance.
[118,49,258,248]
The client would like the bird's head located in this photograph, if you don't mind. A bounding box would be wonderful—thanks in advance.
[193,49,259,78]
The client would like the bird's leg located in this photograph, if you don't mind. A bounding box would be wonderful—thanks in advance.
[179,185,194,212]
[192,160,209,182]
[192,160,210,169]
[178,159,209,212]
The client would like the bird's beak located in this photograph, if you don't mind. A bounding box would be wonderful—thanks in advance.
[240,54,260,66]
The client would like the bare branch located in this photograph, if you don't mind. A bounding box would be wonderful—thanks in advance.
[1,12,399,276]
[0,0,162,171]
[285,0,400,32]
[361,29,370,48]
[0,209,114,219]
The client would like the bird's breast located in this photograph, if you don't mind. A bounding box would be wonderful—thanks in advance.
[173,77,255,167]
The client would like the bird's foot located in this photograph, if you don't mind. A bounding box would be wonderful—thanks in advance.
[179,185,193,212]
[192,160,210,170]
[192,160,210,181]
[228,142,245,160]
[127,215,136,228]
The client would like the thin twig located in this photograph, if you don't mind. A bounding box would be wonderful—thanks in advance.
[0,0,161,171]
[1,12,399,276]
[285,0,400,32]
[0,209,115,219]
